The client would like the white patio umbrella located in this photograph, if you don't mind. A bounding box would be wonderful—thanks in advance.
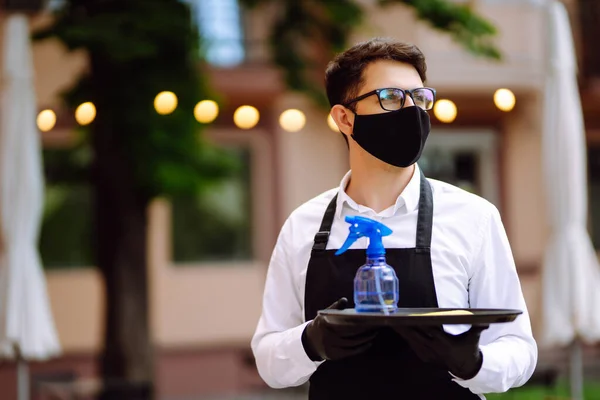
[540,1,600,399]
[0,14,61,400]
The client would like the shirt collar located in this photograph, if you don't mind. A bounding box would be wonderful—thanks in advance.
[335,164,422,220]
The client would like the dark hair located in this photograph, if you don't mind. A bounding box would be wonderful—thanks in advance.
[325,37,428,110]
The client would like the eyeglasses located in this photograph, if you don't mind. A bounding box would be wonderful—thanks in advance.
[343,87,437,111]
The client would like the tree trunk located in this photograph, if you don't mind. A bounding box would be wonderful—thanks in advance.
[580,0,600,82]
[91,66,154,399]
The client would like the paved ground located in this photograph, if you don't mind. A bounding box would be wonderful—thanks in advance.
[200,393,306,400]
[166,357,600,400]
[167,388,308,400]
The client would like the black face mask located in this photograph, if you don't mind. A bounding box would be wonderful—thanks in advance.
[350,106,431,168]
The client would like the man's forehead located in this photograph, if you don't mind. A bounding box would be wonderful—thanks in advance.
[360,60,423,93]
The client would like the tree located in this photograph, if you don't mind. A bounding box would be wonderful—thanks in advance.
[33,0,499,398]
[33,1,237,398]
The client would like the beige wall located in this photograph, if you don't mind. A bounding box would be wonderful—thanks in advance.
[150,128,276,348]
[46,269,104,353]
[0,13,88,108]
[352,0,546,92]
[502,95,548,267]
[275,94,349,220]
[30,18,88,108]
[500,94,548,332]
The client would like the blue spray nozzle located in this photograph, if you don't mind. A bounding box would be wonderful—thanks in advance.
[335,215,393,257]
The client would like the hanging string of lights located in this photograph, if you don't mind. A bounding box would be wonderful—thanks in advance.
[36,88,517,133]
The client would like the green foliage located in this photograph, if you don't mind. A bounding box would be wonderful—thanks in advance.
[33,0,238,199]
[40,147,93,268]
[40,184,93,268]
[240,0,501,109]
[172,146,253,263]
[486,381,600,399]
[383,0,501,59]
[241,0,363,108]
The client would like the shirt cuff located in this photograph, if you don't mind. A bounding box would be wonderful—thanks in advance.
[450,345,501,392]
[285,321,324,374]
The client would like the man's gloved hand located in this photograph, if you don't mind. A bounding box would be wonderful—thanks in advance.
[302,297,379,361]
[393,324,489,380]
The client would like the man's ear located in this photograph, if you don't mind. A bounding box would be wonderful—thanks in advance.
[330,104,354,138]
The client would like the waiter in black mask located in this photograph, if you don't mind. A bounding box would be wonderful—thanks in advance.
[251,37,537,399]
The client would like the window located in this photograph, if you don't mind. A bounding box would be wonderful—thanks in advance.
[45,0,64,11]
[589,145,600,249]
[419,129,500,206]
[185,0,245,67]
[171,145,253,263]
[39,148,93,269]
[421,148,479,194]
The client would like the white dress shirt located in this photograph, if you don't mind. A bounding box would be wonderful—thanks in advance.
[251,164,538,397]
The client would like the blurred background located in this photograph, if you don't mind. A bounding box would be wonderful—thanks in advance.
[0,0,599,399]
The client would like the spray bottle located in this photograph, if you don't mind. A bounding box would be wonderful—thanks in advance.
[335,216,399,314]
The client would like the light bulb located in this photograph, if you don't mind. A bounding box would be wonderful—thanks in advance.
[233,105,260,129]
[37,109,56,132]
[433,99,457,123]
[75,102,96,125]
[154,91,178,115]
[279,109,306,132]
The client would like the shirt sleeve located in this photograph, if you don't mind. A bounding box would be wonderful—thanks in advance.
[251,218,322,388]
[452,205,538,394]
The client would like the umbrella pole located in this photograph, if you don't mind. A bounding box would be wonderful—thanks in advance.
[17,355,29,400]
[569,338,584,400]
[15,345,30,400]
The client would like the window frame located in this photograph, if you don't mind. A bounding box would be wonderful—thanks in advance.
[168,127,276,268]
[39,129,95,270]
[423,128,501,208]
[188,0,247,68]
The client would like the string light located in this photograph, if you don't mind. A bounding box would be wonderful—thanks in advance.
[75,102,96,125]
[154,91,178,115]
[279,109,306,132]
[233,105,260,129]
[494,88,516,112]
[37,109,56,132]
[194,100,219,123]
[433,99,457,123]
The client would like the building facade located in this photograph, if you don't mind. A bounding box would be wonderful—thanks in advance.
[0,0,599,398]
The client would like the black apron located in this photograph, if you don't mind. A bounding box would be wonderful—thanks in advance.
[304,170,481,400]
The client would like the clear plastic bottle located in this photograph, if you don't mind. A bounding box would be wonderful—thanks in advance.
[354,256,399,313]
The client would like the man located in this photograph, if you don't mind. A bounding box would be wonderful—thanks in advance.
[251,37,537,399]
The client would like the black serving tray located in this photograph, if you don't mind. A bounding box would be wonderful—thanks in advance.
[318,308,523,327]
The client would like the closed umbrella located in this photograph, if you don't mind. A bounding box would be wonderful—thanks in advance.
[0,14,61,400]
[540,2,600,399]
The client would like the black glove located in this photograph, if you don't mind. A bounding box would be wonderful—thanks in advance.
[393,325,489,380]
[302,297,379,361]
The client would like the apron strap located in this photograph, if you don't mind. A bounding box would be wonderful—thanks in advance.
[312,194,338,251]
[416,168,434,253]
